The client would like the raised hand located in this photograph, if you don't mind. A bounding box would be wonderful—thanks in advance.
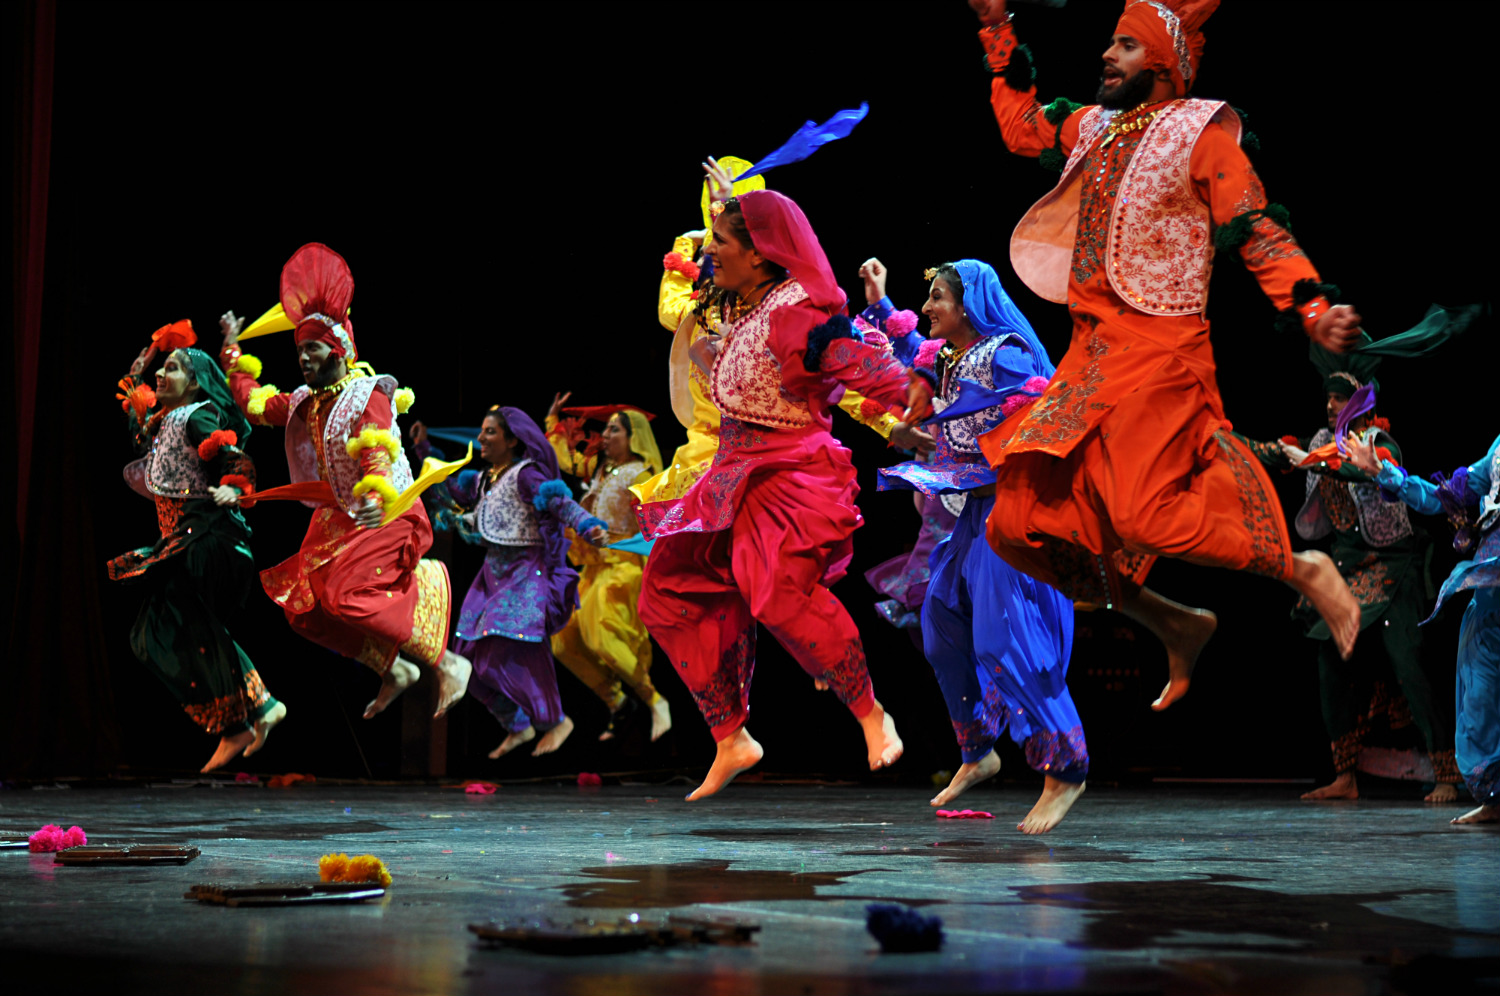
[703,156,736,203]
[128,345,159,379]
[1344,432,1382,477]
[220,310,244,347]
[548,391,572,418]
[858,258,888,307]
[1310,304,1363,353]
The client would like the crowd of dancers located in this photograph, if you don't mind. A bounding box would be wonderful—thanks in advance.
[108,0,1498,831]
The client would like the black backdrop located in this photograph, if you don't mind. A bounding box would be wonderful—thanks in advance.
[4,0,1492,783]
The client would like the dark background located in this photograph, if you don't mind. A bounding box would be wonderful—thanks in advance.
[4,0,1492,787]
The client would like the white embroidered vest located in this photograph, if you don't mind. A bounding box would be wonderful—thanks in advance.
[711,280,814,429]
[1011,98,1239,315]
[932,335,1018,456]
[1295,429,1413,547]
[582,459,645,534]
[146,401,213,497]
[1481,440,1500,531]
[285,374,414,512]
[476,459,540,546]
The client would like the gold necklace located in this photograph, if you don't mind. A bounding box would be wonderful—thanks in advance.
[1099,100,1171,148]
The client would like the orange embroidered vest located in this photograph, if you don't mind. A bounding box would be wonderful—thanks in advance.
[1010,98,1241,316]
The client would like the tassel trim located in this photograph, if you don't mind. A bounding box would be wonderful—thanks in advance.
[803,314,861,372]
[197,429,239,460]
[246,384,280,418]
[346,426,402,461]
[351,474,399,507]
[533,478,572,512]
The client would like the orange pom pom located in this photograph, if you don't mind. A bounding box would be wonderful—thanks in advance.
[196,429,238,460]
[318,853,350,882]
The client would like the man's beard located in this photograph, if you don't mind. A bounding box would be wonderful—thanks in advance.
[1096,66,1157,109]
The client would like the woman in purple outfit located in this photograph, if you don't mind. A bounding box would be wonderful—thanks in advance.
[449,406,606,759]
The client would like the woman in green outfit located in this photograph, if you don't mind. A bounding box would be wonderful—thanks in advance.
[109,325,287,772]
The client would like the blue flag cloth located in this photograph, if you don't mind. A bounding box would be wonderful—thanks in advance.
[422,427,482,449]
[735,103,869,181]
[607,533,655,557]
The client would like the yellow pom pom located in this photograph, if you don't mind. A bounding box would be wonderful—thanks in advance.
[345,426,401,461]
[233,353,263,380]
[393,387,414,414]
[352,474,401,508]
[344,854,392,887]
[318,853,350,882]
[246,384,280,418]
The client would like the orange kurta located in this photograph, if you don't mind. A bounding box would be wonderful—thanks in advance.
[975,21,1318,606]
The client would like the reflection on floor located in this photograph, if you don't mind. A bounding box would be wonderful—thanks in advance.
[1,783,1496,994]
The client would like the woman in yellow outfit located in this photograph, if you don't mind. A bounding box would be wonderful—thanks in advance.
[545,400,672,741]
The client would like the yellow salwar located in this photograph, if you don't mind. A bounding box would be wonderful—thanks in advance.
[545,418,664,710]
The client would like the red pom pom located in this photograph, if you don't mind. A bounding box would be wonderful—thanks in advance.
[663,251,700,282]
[1280,435,1300,446]
[1370,416,1391,432]
[196,429,239,460]
[220,473,254,497]
[859,398,886,421]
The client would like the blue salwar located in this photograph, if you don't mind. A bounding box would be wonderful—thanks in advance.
[1377,434,1500,804]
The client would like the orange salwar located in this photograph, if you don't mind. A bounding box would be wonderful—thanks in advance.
[976,22,1320,605]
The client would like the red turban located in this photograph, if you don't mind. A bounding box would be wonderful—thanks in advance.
[1114,0,1219,97]
[281,242,358,360]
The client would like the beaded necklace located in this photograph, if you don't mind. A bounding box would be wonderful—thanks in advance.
[1098,99,1172,149]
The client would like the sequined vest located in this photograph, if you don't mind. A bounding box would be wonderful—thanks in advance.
[932,335,1015,456]
[582,459,646,534]
[1011,99,1240,315]
[476,459,540,546]
[1295,429,1413,547]
[146,400,213,498]
[711,280,814,429]
[285,374,414,512]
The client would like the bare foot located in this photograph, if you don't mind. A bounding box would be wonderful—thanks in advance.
[686,727,763,801]
[1118,588,1217,711]
[242,701,287,759]
[532,715,575,756]
[364,656,421,719]
[1018,776,1085,834]
[1425,782,1459,804]
[859,701,904,770]
[434,651,472,718]
[1452,804,1499,825]
[201,730,255,773]
[931,750,1001,806]
[489,725,535,758]
[649,697,672,742]
[1301,771,1358,800]
[1290,550,1360,660]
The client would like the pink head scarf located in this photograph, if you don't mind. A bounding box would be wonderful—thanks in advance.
[737,190,846,315]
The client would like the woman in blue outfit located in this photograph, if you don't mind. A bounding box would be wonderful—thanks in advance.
[1349,432,1500,824]
[869,257,1084,834]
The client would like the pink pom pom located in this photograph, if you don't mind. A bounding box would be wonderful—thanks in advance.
[861,331,890,350]
[914,338,942,372]
[28,823,86,851]
[852,315,875,332]
[577,772,602,787]
[1022,376,1050,393]
[886,310,919,336]
[1000,394,1032,417]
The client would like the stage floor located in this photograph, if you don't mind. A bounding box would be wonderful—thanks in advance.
[1,782,1496,994]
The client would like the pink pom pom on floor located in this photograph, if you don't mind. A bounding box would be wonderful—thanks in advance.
[28,824,87,852]
[935,809,994,819]
[577,772,603,787]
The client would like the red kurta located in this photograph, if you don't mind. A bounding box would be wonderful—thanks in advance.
[228,365,449,672]
[974,21,1319,606]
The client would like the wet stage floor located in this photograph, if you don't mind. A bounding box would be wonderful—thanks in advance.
[2,782,1496,994]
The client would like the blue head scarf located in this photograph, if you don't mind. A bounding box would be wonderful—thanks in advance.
[947,259,1054,378]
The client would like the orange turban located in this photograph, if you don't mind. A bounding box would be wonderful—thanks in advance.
[1114,0,1219,97]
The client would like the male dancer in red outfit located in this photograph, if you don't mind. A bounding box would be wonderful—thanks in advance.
[223,244,470,718]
